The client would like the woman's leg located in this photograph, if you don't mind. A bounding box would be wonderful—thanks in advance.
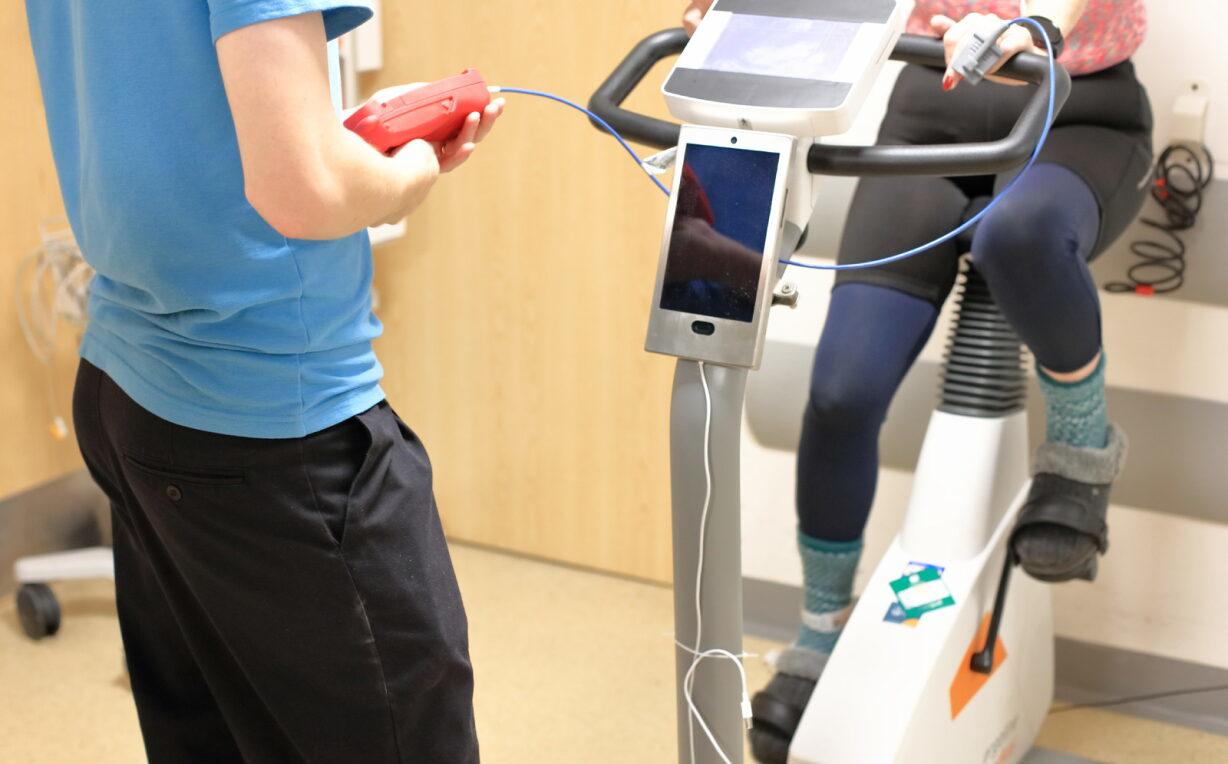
[973,162,1127,579]
[750,284,939,763]
[797,284,941,540]
[751,67,973,763]
[972,163,1103,383]
[792,283,939,650]
[792,166,971,656]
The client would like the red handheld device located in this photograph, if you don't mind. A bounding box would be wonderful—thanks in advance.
[345,69,491,154]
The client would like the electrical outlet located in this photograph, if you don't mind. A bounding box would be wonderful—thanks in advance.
[1171,80,1209,146]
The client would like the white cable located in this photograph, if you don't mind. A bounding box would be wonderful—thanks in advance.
[675,641,758,663]
[15,249,52,364]
[684,649,753,764]
[13,225,92,440]
[681,361,751,764]
[685,359,713,764]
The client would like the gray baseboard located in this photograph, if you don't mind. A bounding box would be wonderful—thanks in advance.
[0,470,108,594]
[1054,638,1228,736]
[744,577,1228,737]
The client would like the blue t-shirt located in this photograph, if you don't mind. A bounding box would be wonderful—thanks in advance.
[26,1,381,438]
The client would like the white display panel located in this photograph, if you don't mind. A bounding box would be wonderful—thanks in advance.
[665,3,913,138]
[702,15,860,83]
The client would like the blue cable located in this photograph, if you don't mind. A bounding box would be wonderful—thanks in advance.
[496,86,672,196]
[781,18,1057,271]
[499,18,1055,273]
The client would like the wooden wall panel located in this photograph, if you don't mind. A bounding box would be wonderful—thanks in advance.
[366,3,683,582]
[0,6,84,499]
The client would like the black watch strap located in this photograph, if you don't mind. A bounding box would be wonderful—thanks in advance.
[1026,15,1065,57]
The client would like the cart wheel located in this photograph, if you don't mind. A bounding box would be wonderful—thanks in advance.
[16,583,61,640]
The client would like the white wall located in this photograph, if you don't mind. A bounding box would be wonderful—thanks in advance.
[1134,0,1228,176]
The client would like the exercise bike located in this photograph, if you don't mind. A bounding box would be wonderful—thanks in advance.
[587,2,1070,762]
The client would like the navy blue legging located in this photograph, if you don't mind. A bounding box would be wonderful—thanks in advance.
[797,163,1101,542]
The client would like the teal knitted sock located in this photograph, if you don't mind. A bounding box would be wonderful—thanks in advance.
[1038,353,1109,450]
[795,532,863,654]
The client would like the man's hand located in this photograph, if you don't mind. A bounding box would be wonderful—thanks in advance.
[346,85,437,226]
[683,0,715,36]
[216,13,503,240]
[931,14,1038,90]
[348,85,506,174]
[368,140,438,227]
[426,98,505,173]
[366,93,503,225]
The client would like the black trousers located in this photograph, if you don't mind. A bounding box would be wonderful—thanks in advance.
[73,360,478,763]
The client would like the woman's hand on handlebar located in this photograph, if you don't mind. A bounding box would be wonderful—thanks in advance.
[683,0,715,36]
[931,13,1039,90]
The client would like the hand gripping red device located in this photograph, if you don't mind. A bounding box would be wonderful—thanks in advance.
[344,69,491,154]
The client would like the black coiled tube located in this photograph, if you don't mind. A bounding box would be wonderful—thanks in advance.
[938,264,1027,417]
[1104,143,1215,296]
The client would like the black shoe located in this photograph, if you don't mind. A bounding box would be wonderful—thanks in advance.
[1012,426,1127,583]
[749,647,828,763]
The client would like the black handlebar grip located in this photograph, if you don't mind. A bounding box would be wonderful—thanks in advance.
[808,36,1072,177]
[587,28,688,150]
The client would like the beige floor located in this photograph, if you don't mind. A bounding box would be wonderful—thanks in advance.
[2,544,1227,764]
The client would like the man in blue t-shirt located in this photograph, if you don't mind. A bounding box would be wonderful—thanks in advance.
[26,3,502,761]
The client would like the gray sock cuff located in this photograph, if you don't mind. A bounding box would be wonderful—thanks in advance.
[774,645,830,681]
[1033,424,1128,484]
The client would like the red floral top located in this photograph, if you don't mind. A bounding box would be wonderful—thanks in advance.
[908,1,1147,75]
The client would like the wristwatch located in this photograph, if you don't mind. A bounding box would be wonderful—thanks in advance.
[1026,15,1066,57]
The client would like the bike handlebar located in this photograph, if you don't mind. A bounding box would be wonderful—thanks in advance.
[587,28,1072,178]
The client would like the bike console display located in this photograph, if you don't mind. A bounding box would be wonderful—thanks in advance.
[664,0,913,136]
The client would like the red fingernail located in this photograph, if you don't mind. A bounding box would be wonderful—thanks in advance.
[942,76,955,91]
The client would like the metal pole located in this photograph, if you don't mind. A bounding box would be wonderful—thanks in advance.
[669,359,748,764]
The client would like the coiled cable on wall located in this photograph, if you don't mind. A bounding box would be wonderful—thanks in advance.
[1105,143,1215,296]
